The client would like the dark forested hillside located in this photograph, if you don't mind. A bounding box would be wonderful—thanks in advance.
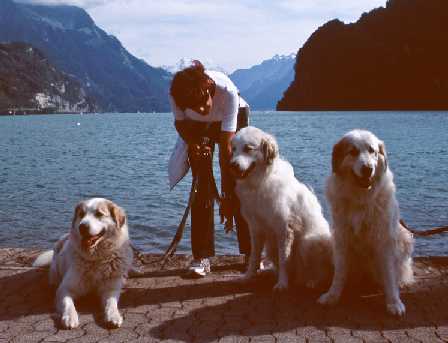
[278,0,448,110]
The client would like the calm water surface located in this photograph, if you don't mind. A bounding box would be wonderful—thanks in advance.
[0,111,447,256]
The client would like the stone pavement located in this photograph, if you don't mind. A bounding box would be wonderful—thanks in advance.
[0,248,447,343]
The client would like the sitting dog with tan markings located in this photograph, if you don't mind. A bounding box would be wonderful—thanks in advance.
[318,129,414,316]
[33,198,133,329]
[230,126,333,291]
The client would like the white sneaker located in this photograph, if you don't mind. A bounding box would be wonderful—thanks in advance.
[188,258,211,277]
[260,257,274,271]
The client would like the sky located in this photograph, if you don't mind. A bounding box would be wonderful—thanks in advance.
[18,0,387,73]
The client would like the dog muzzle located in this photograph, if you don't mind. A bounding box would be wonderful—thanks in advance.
[230,161,256,179]
[80,228,106,250]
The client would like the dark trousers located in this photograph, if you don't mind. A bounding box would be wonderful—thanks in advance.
[189,107,251,259]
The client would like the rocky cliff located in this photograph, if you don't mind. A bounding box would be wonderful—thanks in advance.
[0,42,95,114]
[0,0,171,113]
[277,0,448,110]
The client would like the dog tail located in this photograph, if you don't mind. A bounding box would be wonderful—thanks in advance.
[32,250,54,268]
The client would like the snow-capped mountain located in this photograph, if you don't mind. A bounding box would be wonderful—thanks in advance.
[229,54,296,110]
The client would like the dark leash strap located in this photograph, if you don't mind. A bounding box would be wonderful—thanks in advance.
[131,242,146,265]
[400,219,448,237]
[160,144,223,268]
[160,172,199,268]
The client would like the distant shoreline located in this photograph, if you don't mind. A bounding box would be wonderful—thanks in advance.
[0,109,87,116]
[2,109,448,116]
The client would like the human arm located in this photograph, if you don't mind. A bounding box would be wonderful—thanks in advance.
[171,94,205,159]
[219,131,235,231]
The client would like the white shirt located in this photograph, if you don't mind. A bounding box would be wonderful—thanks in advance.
[171,70,244,132]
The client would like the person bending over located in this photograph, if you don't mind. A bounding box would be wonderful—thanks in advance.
[170,60,250,277]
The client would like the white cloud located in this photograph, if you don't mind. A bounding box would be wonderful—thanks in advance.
[16,0,387,72]
[16,0,107,8]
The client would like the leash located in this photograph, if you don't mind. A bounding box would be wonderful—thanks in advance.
[160,173,199,268]
[160,143,223,268]
[400,219,448,237]
[130,242,146,265]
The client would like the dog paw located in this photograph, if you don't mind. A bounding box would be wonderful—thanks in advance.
[273,281,288,292]
[61,310,79,329]
[387,300,406,316]
[317,292,340,306]
[105,308,123,328]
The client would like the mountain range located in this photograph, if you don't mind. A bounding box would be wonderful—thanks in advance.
[0,0,292,113]
[229,54,295,110]
[0,0,171,113]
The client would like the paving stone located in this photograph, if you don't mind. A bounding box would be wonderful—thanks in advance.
[436,326,448,341]
[11,331,50,343]
[0,323,8,333]
[43,329,86,342]
[274,331,306,343]
[218,336,250,343]
[326,327,363,343]
[1,250,448,343]
[98,328,139,342]
[34,318,58,332]
[382,329,420,342]
[351,330,389,342]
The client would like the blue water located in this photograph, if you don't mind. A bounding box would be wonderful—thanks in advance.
[0,111,447,256]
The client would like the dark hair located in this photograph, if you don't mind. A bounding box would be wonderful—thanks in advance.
[170,60,216,111]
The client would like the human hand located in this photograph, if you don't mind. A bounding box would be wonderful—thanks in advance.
[220,197,234,233]
[189,144,212,160]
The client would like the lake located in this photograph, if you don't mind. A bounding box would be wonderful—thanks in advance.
[0,111,447,256]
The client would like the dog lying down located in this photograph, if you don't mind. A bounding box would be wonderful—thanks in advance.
[318,129,414,316]
[230,126,333,290]
[33,198,133,329]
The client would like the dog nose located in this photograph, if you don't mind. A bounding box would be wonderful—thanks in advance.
[361,165,373,178]
[229,161,241,173]
[79,223,90,238]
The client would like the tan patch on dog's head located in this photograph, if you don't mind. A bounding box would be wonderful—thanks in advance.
[106,200,127,228]
[72,201,86,230]
[332,136,351,175]
[261,134,279,165]
[230,126,280,179]
[70,198,128,253]
[331,130,389,189]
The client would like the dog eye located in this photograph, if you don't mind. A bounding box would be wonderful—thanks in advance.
[368,146,375,154]
[243,145,253,153]
[95,210,104,218]
[349,148,359,157]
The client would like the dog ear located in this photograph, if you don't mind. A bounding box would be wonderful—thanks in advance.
[332,137,348,174]
[108,202,127,228]
[71,202,84,229]
[379,140,388,172]
[261,134,278,165]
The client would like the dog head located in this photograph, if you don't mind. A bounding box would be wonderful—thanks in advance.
[229,126,279,179]
[331,129,388,189]
[71,198,128,254]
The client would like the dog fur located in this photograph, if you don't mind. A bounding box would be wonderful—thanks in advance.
[318,129,414,316]
[33,198,133,329]
[230,126,333,290]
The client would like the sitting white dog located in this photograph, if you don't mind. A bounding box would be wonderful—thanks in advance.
[33,198,133,329]
[318,129,414,316]
[230,126,333,291]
